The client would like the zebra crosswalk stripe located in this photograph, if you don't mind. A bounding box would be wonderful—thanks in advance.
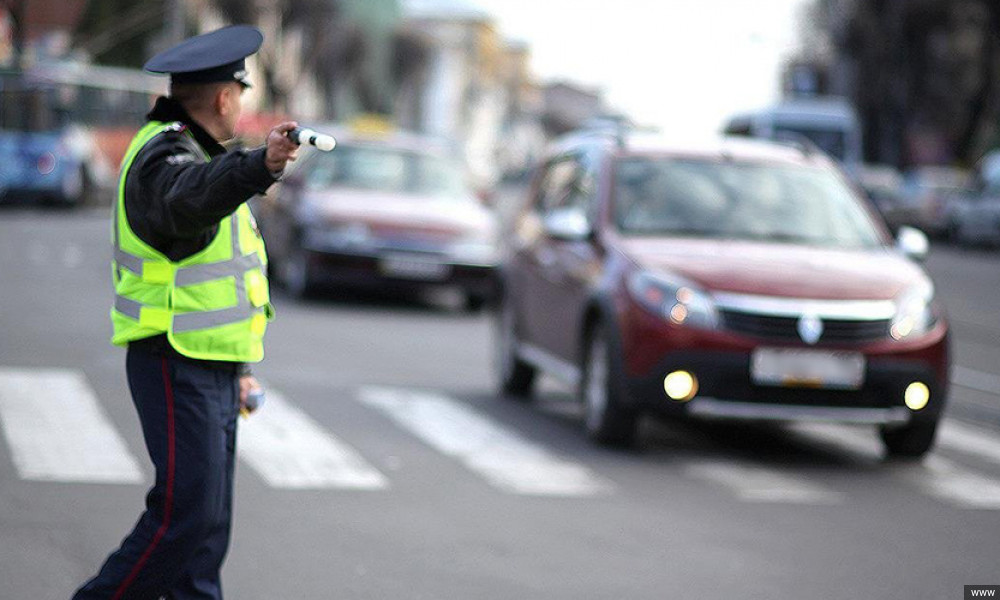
[238,389,388,490]
[359,386,612,497]
[0,367,143,484]
[899,456,1000,510]
[938,420,1000,468]
[685,460,845,504]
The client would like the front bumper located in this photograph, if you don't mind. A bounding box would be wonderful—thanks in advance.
[618,299,950,425]
[626,349,947,425]
[302,246,498,297]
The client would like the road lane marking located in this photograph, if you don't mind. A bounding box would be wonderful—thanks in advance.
[792,421,1000,509]
[938,420,1000,468]
[787,423,885,459]
[685,460,844,504]
[952,366,1000,396]
[899,456,1000,510]
[0,368,143,484]
[238,390,388,490]
[359,387,612,497]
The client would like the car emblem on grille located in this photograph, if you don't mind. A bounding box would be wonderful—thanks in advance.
[797,314,823,345]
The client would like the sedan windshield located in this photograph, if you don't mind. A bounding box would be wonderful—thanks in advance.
[303,144,468,199]
[614,157,884,248]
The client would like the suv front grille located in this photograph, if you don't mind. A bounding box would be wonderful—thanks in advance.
[720,310,891,344]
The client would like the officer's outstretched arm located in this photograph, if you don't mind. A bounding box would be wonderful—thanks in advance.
[138,137,278,238]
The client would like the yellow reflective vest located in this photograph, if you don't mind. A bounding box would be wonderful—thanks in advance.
[110,121,273,362]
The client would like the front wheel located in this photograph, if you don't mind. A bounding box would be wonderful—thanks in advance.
[880,419,938,459]
[464,292,489,313]
[581,324,639,447]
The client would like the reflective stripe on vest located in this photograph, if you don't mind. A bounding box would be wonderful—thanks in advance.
[111,121,270,362]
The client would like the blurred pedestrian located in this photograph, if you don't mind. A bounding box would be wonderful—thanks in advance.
[72,25,298,600]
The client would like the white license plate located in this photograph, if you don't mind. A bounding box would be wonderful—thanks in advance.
[751,348,866,390]
[379,254,451,281]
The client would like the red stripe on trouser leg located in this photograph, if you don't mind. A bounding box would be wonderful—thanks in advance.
[111,357,176,600]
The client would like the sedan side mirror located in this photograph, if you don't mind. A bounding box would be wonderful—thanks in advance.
[896,226,929,262]
[542,207,592,241]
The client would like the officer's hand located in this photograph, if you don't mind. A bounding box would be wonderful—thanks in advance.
[265,122,300,173]
[239,375,263,414]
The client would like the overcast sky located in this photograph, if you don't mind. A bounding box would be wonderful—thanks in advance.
[468,0,809,138]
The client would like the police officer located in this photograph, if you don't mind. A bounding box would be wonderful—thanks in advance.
[73,25,299,600]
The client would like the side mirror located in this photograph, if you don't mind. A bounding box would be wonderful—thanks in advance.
[542,207,591,241]
[896,225,929,262]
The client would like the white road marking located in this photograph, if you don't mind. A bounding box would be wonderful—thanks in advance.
[238,390,388,490]
[952,366,1000,396]
[787,422,885,460]
[685,460,844,504]
[791,420,1000,509]
[938,420,1000,468]
[359,386,611,497]
[899,456,1000,510]
[0,368,143,484]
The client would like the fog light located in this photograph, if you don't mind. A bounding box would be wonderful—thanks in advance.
[904,382,930,411]
[664,371,698,402]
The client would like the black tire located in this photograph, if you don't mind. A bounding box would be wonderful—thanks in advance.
[464,293,488,313]
[946,221,959,244]
[580,323,639,447]
[494,296,536,398]
[281,245,315,299]
[880,419,938,459]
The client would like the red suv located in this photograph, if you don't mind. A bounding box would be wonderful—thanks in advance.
[495,131,949,457]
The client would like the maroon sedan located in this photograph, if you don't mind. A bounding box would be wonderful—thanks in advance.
[496,131,948,456]
[260,127,498,310]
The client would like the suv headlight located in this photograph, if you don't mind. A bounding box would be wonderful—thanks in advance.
[627,271,719,329]
[890,282,937,340]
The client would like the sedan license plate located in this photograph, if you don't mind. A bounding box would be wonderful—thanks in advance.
[379,254,451,281]
[751,348,865,390]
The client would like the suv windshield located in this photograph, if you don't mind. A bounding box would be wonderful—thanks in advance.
[614,157,883,248]
[304,144,468,199]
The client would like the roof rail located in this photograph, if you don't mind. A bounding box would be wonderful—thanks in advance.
[772,131,823,158]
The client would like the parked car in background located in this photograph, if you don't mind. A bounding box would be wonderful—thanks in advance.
[723,96,863,176]
[258,123,499,310]
[0,127,106,206]
[496,130,948,457]
[857,164,906,231]
[948,151,1000,247]
[898,166,969,237]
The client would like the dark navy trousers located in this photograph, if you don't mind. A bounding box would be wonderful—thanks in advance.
[74,348,240,600]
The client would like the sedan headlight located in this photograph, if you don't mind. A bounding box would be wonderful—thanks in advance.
[302,222,372,251]
[890,282,937,340]
[627,271,719,329]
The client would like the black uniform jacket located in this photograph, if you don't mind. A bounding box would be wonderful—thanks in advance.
[124,96,277,371]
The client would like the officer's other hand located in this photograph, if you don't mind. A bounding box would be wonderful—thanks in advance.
[239,375,263,414]
[265,121,300,173]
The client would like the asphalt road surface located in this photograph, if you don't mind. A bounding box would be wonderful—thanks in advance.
[2,203,1000,600]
